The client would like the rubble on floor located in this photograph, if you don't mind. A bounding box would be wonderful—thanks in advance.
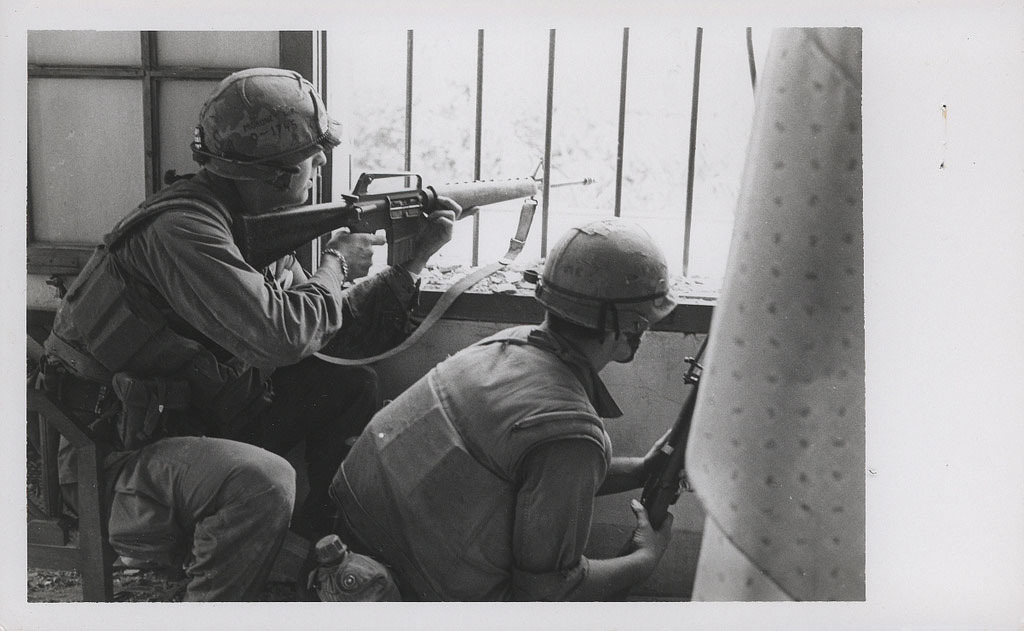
[417,261,720,301]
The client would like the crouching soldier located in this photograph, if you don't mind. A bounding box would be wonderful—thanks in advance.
[40,67,455,601]
[330,218,679,601]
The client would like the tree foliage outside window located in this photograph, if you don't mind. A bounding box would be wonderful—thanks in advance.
[329,25,769,286]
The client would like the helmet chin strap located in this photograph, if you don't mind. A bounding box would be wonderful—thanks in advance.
[617,331,644,363]
[192,130,304,185]
[270,169,297,191]
[596,302,620,338]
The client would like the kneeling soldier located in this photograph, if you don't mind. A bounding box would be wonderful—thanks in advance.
[331,218,678,601]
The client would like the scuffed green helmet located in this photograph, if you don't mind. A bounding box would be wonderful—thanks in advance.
[191,67,341,181]
[535,219,677,335]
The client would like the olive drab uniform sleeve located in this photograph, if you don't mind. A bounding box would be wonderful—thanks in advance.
[316,266,421,360]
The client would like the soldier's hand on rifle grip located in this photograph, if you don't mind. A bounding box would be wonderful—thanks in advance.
[629,499,674,566]
[404,198,459,275]
[679,470,693,493]
[325,229,386,280]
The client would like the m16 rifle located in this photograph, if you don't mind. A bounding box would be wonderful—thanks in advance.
[234,172,539,269]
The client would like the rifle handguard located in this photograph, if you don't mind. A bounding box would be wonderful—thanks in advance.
[234,173,539,269]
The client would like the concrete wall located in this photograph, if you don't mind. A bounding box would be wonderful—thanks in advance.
[371,319,707,600]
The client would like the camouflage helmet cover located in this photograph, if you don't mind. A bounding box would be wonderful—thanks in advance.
[536,218,677,334]
[191,67,341,181]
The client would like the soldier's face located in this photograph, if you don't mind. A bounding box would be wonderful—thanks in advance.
[282,150,327,206]
[254,150,327,213]
[612,331,644,364]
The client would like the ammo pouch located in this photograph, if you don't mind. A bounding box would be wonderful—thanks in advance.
[111,372,191,451]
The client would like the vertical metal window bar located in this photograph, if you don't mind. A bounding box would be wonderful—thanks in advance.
[614,27,630,218]
[746,27,757,91]
[472,29,485,266]
[541,29,556,256]
[280,31,324,270]
[140,32,160,195]
[682,27,703,277]
[404,30,414,173]
[317,31,333,205]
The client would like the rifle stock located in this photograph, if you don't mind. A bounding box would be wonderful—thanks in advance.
[234,172,538,269]
[607,342,705,600]
[640,381,700,529]
[639,338,705,529]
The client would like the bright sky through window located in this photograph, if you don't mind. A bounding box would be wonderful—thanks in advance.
[329,25,773,286]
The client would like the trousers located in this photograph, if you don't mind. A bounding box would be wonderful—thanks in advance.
[101,357,379,600]
[109,436,296,601]
[232,357,381,539]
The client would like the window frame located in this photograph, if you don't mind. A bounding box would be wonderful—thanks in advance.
[26,31,323,275]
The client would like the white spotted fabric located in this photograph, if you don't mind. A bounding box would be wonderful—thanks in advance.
[687,28,864,601]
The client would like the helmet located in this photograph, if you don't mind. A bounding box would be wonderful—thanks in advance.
[191,67,341,181]
[535,219,677,335]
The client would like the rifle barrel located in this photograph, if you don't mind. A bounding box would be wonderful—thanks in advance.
[546,177,596,188]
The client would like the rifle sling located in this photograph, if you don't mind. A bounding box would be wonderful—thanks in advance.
[313,198,538,367]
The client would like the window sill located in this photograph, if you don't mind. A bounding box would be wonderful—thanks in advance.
[414,265,716,333]
[28,243,95,276]
[27,257,718,334]
[415,289,713,333]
